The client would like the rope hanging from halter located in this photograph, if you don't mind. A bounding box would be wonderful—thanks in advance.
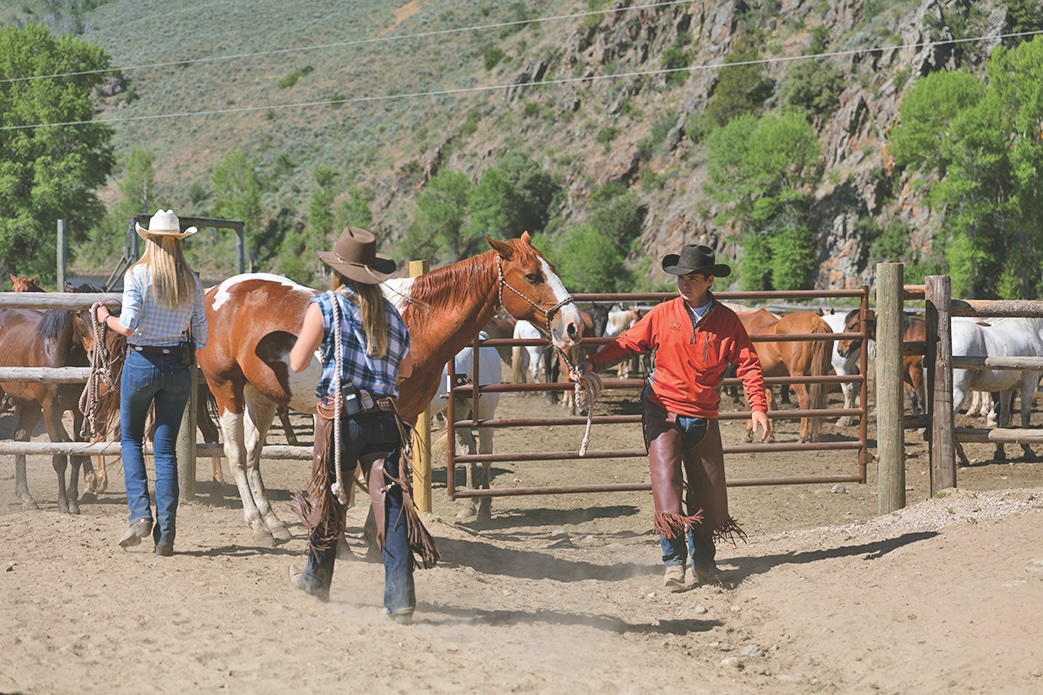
[329,292,349,506]
[79,301,119,440]
[558,348,603,457]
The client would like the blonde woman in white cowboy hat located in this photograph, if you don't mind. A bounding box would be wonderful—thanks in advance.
[572,244,770,591]
[96,209,208,557]
[287,226,437,624]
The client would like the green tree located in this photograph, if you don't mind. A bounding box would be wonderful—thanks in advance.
[208,149,263,273]
[551,224,629,292]
[0,23,116,280]
[463,151,557,251]
[79,149,155,269]
[702,41,774,130]
[888,39,1043,298]
[705,111,820,290]
[780,59,845,118]
[403,169,471,262]
[276,165,335,285]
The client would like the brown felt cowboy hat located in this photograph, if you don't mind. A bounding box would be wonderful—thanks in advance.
[661,244,731,278]
[316,227,397,285]
[135,209,198,241]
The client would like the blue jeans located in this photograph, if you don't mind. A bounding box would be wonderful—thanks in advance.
[120,350,192,547]
[660,529,716,573]
[301,410,415,615]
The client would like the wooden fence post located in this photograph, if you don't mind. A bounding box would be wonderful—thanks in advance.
[56,219,67,291]
[876,263,905,513]
[925,275,956,494]
[177,364,198,502]
[410,259,432,513]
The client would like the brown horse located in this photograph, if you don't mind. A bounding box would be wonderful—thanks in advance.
[197,233,583,545]
[9,274,47,293]
[0,302,94,513]
[837,310,927,415]
[737,309,833,443]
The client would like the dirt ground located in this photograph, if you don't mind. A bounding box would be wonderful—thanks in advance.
[2,378,1043,694]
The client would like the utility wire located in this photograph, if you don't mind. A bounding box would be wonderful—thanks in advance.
[2,28,1041,132]
[0,0,691,85]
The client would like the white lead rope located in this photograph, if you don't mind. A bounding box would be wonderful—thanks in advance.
[565,357,603,457]
[329,292,349,506]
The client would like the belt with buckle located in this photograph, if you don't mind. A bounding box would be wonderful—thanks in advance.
[131,345,176,354]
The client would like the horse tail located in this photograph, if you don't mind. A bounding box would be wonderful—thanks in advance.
[809,324,833,440]
[511,346,527,383]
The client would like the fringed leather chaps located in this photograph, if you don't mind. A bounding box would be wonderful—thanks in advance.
[643,395,745,544]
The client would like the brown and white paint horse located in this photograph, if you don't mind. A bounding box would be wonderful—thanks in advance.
[197,233,583,545]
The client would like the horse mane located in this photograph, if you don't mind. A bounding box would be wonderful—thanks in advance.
[402,250,497,328]
[40,282,104,341]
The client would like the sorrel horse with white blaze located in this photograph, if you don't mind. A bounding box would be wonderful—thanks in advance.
[837,311,928,415]
[737,309,833,443]
[197,233,583,545]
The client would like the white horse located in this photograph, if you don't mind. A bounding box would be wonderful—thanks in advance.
[432,334,503,520]
[951,317,1043,465]
[821,308,862,427]
[510,319,546,384]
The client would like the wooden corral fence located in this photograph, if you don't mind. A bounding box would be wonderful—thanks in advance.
[439,288,873,511]
[0,290,313,504]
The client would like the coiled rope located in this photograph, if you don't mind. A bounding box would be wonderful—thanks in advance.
[558,349,603,456]
[79,302,120,440]
[329,291,350,506]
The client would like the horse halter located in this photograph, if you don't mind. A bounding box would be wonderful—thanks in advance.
[496,255,575,327]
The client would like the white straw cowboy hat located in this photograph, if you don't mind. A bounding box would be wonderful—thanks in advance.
[316,227,397,285]
[661,244,731,278]
[135,210,198,241]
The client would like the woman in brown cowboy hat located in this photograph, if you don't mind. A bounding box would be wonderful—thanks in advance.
[95,209,208,556]
[287,227,437,623]
[573,244,771,591]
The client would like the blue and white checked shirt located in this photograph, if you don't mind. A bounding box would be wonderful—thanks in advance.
[312,289,410,400]
[119,264,209,348]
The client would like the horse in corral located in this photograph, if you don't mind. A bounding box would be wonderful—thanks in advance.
[0,290,99,513]
[510,319,546,385]
[819,308,862,427]
[480,315,516,366]
[9,274,48,293]
[550,303,612,413]
[948,317,1043,465]
[737,309,833,443]
[431,334,503,520]
[837,311,927,415]
[607,306,647,379]
[196,232,583,545]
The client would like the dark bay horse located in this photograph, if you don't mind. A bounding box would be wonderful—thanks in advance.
[0,303,93,513]
[737,309,833,443]
[197,233,584,545]
[837,310,927,415]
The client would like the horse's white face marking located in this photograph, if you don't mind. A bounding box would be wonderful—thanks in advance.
[541,258,583,349]
[211,273,312,312]
[381,278,414,313]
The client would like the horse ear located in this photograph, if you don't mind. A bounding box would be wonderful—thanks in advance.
[486,236,513,260]
[8,273,15,282]
[520,231,532,243]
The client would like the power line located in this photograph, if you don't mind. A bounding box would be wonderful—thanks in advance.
[2,28,1041,133]
[0,0,690,85]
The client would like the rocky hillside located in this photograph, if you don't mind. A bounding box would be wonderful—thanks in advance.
[6,0,1024,289]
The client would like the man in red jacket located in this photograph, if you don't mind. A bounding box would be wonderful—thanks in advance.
[574,244,771,591]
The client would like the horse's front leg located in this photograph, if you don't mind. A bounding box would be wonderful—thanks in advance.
[244,399,291,542]
[476,425,494,522]
[13,405,40,509]
[41,403,74,514]
[1018,378,1039,461]
[219,410,273,545]
[454,425,479,520]
[792,384,811,443]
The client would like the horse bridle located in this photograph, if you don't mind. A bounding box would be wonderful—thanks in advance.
[496,254,575,327]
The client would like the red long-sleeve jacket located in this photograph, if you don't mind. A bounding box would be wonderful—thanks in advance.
[588,295,768,418]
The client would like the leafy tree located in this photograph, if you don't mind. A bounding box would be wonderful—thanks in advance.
[780,59,845,118]
[0,23,116,280]
[463,151,557,249]
[705,111,820,290]
[587,183,644,253]
[79,149,155,269]
[208,149,263,272]
[403,169,471,263]
[550,224,629,292]
[702,41,774,130]
[276,165,335,285]
[888,39,1043,298]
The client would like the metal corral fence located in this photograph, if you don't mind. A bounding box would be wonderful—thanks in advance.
[443,288,872,508]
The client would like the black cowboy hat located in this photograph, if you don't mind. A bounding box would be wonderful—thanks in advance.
[316,227,397,285]
[661,244,731,278]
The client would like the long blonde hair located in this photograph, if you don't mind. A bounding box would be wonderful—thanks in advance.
[333,272,388,357]
[132,235,196,309]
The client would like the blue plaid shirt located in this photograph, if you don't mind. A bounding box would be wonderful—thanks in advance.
[313,289,409,400]
[120,264,209,348]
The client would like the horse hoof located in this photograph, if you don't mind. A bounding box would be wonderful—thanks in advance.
[270,526,293,543]
[79,491,97,503]
[455,505,477,520]
[21,498,39,511]
[252,528,277,547]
